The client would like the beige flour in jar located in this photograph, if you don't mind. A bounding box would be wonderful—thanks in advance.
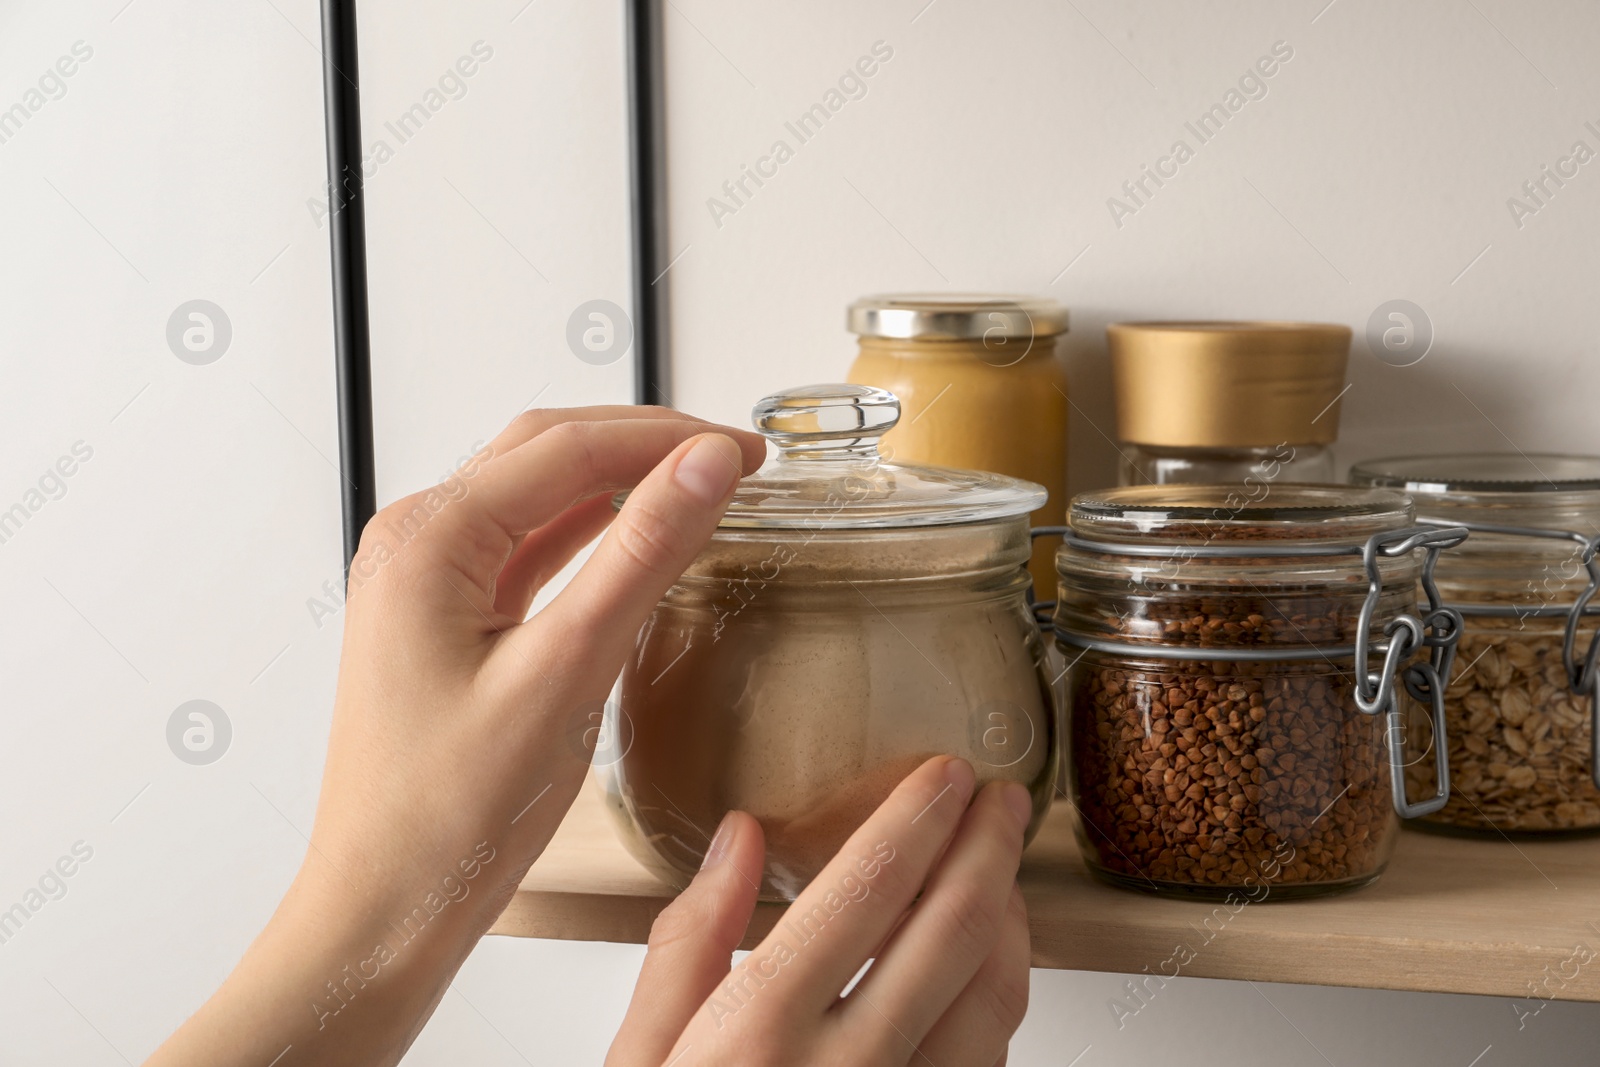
[611,553,1054,900]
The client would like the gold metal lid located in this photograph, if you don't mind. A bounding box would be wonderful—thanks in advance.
[848,293,1069,340]
[1108,321,1351,448]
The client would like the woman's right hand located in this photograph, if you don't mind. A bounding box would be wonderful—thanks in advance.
[606,757,1033,1066]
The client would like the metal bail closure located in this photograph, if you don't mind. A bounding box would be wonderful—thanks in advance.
[1349,525,1470,818]
[1563,533,1600,688]
[1591,676,1600,794]
[1356,616,1452,819]
[1385,661,1452,819]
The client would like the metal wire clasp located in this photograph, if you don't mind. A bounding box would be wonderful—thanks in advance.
[1347,525,1469,818]
[1352,525,1469,714]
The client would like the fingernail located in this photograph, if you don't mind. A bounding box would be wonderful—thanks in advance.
[944,756,976,798]
[701,811,737,871]
[1001,782,1033,831]
[675,434,741,505]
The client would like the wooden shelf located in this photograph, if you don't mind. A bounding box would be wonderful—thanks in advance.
[491,784,1600,1002]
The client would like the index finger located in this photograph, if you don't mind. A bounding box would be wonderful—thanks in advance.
[483,404,726,459]
[726,757,979,1019]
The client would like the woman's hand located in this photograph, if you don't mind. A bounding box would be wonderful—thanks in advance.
[147,406,765,1067]
[608,757,1033,1067]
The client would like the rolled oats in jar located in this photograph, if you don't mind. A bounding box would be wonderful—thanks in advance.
[1350,454,1600,836]
[1054,485,1465,900]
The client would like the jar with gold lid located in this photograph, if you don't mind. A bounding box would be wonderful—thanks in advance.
[846,293,1069,595]
[1108,321,1350,490]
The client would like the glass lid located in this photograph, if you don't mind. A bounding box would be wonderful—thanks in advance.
[1349,453,1600,494]
[1068,483,1414,544]
[718,384,1046,529]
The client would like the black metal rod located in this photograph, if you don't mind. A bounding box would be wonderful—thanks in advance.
[626,0,669,407]
[319,0,377,574]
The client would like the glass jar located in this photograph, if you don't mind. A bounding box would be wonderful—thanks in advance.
[1117,443,1334,488]
[1350,454,1600,836]
[845,293,1069,597]
[1108,322,1350,489]
[1054,484,1465,900]
[601,384,1058,901]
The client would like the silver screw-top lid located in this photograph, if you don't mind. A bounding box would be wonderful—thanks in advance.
[847,293,1069,341]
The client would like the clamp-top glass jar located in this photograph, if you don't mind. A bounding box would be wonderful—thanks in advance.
[1350,454,1600,836]
[1054,485,1465,900]
[601,385,1058,901]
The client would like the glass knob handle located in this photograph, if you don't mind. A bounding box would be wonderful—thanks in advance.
[751,384,900,454]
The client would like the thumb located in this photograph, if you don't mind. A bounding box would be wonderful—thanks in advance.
[606,812,765,1067]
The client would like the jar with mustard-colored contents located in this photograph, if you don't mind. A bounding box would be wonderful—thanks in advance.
[845,294,1068,596]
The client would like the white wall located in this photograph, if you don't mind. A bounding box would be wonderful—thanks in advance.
[663,0,1600,487]
[1,0,1596,1064]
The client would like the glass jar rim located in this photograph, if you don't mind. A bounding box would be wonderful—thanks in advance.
[1067,483,1414,545]
[1350,453,1600,495]
[1053,484,1428,657]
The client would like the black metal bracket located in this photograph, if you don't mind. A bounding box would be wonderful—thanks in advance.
[319,0,376,575]
[626,0,670,408]
[322,1,667,574]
